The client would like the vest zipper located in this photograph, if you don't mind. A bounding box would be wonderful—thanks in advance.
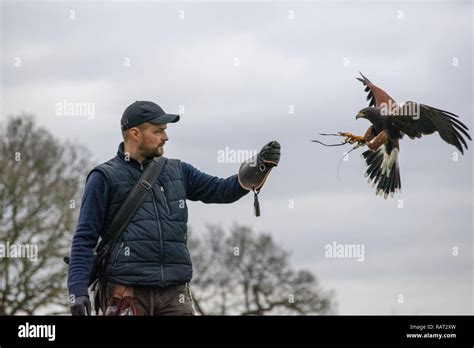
[151,191,165,286]
[160,186,171,215]
[113,242,124,266]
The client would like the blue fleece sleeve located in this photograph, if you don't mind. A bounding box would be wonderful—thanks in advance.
[67,170,108,298]
[182,161,249,203]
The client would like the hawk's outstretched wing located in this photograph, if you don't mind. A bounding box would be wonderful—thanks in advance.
[390,102,471,154]
[356,72,396,108]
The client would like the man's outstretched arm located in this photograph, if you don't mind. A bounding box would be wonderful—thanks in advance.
[182,162,249,203]
[182,141,281,204]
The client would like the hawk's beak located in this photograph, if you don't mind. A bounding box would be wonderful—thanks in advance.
[356,112,365,119]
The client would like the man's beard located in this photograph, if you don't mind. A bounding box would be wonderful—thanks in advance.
[139,144,164,159]
[156,145,164,157]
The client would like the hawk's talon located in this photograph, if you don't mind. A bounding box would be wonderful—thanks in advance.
[338,132,365,144]
[351,135,366,143]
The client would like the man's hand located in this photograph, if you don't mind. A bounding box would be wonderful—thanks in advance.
[70,295,92,316]
[258,141,281,167]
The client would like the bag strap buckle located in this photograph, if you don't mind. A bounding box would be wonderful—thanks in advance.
[140,180,152,190]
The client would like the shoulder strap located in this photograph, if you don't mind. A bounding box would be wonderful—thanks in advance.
[98,156,168,249]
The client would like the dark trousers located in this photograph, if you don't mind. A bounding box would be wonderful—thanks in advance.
[103,282,195,316]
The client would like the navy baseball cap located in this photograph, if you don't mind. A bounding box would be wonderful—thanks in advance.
[121,101,180,130]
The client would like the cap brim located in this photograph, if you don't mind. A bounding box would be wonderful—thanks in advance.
[148,113,180,124]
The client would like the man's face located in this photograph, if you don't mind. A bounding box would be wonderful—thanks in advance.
[136,123,169,158]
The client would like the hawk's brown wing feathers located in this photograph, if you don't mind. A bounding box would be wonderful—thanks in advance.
[356,72,396,108]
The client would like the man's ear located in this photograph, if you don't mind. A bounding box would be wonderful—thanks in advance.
[129,127,141,141]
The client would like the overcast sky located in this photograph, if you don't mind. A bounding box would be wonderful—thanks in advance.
[1,0,472,314]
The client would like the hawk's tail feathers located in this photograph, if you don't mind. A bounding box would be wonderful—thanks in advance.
[361,145,401,199]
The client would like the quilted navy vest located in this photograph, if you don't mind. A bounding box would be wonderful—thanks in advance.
[90,143,191,287]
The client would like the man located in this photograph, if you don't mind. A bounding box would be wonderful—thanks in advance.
[67,101,280,316]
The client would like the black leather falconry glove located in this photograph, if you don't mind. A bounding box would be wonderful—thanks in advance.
[238,141,281,217]
[258,140,281,167]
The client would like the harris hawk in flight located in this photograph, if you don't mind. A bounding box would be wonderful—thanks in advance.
[315,72,471,199]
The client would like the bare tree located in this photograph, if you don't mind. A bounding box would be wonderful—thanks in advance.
[0,115,92,315]
[189,224,336,315]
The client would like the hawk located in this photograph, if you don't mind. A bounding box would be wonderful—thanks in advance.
[322,72,471,198]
